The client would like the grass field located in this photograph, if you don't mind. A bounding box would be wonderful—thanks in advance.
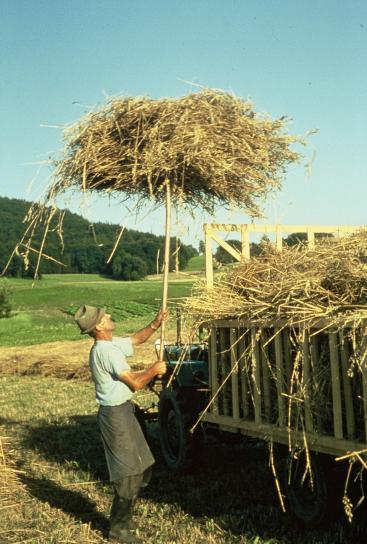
[0,274,194,346]
[1,274,367,543]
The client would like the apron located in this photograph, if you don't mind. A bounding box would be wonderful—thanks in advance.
[97,401,154,482]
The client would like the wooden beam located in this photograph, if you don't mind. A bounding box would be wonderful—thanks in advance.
[241,224,250,260]
[210,232,242,262]
[209,327,218,415]
[201,412,367,458]
[275,224,283,252]
[261,330,271,422]
[238,328,249,419]
[251,328,262,424]
[274,329,286,427]
[329,330,344,440]
[360,328,367,443]
[302,329,314,433]
[230,328,240,419]
[339,331,355,440]
[204,224,214,288]
[220,328,230,416]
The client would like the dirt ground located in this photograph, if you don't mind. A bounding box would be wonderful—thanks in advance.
[0,331,176,380]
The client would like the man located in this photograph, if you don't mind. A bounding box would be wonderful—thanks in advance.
[74,305,168,544]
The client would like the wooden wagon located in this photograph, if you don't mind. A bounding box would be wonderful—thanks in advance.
[157,223,367,524]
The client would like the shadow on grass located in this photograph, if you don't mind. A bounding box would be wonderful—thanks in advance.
[19,416,367,544]
[19,473,109,536]
[21,414,107,480]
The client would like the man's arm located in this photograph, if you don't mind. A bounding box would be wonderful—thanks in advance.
[131,309,168,346]
[117,361,167,391]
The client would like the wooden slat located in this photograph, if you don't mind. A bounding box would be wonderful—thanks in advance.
[274,329,286,427]
[220,328,230,416]
[360,328,367,443]
[241,224,250,260]
[230,328,240,419]
[237,328,249,419]
[261,330,271,422]
[329,330,344,440]
[209,327,218,415]
[309,333,323,432]
[251,328,262,424]
[302,329,314,432]
[204,225,214,288]
[283,330,292,390]
[210,232,242,262]
[339,331,355,440]
[307,227,315,248]
[275,224,283,252]
[202,412,367,458]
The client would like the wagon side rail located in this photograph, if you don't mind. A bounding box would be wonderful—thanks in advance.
[202,318,367,458]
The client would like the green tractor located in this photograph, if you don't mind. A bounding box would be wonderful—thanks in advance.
[156,342,209,471]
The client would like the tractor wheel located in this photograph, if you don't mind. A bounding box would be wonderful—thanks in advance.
[281,451,329,527]
[158,388,201,471]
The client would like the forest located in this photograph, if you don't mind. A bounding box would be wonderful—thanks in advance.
[0,196,198,280]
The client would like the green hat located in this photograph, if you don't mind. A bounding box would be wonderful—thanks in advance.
[74,305,105,334]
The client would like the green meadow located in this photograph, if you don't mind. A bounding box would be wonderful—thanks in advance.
[1,272,367,543]
[0,274,194,346]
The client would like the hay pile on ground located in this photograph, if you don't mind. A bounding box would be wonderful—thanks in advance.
[0,436,19,508]
[185,230,367,328]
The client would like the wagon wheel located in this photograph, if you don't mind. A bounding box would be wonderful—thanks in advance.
[281,451,328,526]
[158,388,201,471]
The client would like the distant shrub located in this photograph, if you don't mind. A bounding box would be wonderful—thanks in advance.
[0,282,12,318]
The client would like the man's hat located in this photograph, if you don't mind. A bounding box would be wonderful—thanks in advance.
[74,305,105,334]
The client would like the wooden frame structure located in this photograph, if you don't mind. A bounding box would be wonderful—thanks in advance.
[203,318,367,457]
[202,223,367,457]
[204,223,359,287]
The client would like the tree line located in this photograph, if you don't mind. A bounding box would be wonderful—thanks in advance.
[0,196,198,280]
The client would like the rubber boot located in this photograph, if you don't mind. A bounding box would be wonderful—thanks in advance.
[108,497,142,544]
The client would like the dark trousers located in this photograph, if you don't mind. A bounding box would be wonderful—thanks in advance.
[109,467,152,534]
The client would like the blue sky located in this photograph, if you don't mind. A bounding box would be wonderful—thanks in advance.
[1,0,366,246]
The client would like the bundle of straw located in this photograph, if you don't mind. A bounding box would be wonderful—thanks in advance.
[184,230,367,327]
[47,89,301,216]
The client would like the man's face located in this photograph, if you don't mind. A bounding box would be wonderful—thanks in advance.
[97,313,116,332]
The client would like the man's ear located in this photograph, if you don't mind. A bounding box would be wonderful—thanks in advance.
[95,321,104,332]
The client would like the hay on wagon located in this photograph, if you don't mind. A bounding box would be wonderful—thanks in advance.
[183,231,367,517]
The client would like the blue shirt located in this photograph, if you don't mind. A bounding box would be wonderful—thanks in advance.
[89,337,134,406]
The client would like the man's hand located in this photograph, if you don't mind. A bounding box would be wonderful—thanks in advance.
[152,360,167,376]
[150,309,169,330]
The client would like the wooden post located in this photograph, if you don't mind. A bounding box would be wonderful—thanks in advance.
[310,333,323,432]
[241,224,250,260]
[339,331,355,440]
[360,328,367,442]
[220,327,230,416]
[302,328,314,432]
[261,330,271,422]
[159,180,171,362]
[275,329,286,427]
[205,224,214,288]
[275,224,282,252]
[329,329,343,439]
[230,328,240,419]
[209,326,219,414]
[251,328,262,424]
[307,227,315,249]
[238,328,249,419]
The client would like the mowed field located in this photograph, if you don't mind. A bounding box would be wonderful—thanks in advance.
[1,274,367,543]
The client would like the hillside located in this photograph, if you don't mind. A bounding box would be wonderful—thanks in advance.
[0,196,197,279]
